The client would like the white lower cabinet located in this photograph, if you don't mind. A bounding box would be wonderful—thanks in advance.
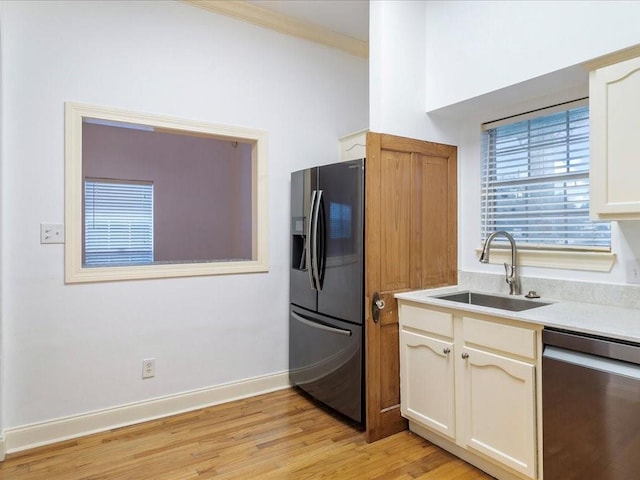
[461,346,536,477]
[400,329,455,439]
[399,302,540,480]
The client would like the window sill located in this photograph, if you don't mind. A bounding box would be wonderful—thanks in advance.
[65,259,269,283]
[473,247,616,272]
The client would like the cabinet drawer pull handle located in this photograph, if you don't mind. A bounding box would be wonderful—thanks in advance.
[443,347,451,354]
[461,352,469,359]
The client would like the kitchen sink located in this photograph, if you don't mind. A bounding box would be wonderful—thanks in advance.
[435,291,550,312]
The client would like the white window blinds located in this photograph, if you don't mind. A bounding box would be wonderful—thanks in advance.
[481,103,610,249]
[84,179,154,266]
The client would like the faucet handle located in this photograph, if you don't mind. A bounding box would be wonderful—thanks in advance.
[504,262,521,295]
[503,262,515,279]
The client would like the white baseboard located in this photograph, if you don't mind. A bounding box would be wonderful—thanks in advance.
[0,436,5,461]
[4,371,291,455]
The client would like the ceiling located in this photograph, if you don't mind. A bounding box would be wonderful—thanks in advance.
[246,0,369,42]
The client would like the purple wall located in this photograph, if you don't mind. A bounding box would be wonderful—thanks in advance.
[82,123,253,263]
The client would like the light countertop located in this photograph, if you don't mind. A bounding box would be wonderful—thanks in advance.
[395,285,640,344]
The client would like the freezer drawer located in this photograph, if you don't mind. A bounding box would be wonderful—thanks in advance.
[289,306,363,423]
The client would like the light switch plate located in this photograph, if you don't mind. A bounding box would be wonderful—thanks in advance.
[40,223,64,244]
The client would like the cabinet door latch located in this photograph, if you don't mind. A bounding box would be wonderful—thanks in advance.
[372,292,385,323]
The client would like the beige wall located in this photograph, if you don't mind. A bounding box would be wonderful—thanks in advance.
[82,123,253,263]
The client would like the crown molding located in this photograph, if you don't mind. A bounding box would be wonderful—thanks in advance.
[182,0,368,59]
[582,44,640,71]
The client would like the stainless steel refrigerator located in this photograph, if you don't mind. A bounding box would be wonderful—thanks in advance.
[289,159,364,424]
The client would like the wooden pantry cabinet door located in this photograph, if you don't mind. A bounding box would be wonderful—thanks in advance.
[365,132,457,442]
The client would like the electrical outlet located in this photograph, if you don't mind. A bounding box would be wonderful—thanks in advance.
[40,223,64,244]
[626,259,640,285]
[142,358,155,379]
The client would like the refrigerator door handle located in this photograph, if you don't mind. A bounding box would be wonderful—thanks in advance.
[306,190,318,290]
[315,190,325,290]
[311,189,323,291]
[291,311,352,337]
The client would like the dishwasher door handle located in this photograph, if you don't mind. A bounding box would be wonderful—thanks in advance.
[544,346,640,380]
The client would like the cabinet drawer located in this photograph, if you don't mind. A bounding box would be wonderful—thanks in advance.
[462,317,536,360]
[400,303,453,338]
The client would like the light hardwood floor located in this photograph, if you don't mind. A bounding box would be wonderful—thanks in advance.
[0,388,494,479]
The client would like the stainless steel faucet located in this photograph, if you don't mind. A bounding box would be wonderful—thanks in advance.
[479,231,521,295]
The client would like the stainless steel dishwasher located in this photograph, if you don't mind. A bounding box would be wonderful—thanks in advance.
[542,328,640,480]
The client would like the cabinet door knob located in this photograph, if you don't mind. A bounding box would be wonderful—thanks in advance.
[461,352,469,359]
[443,347,451,354]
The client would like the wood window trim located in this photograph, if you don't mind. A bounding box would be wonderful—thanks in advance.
[65,102,269,283]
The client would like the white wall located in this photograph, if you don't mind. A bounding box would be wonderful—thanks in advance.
[371,0,640,287]
[0,0,367,431]
[369,0,458,145]
[423,0,640,112]
[0,6,4,440]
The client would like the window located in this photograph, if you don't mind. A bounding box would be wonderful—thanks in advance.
[481,101,611,250]
[65,102,268,283]
[84,179,153,266]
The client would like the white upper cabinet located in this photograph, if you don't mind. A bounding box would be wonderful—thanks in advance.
[339,130,367,162]
[590,55,640,220]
